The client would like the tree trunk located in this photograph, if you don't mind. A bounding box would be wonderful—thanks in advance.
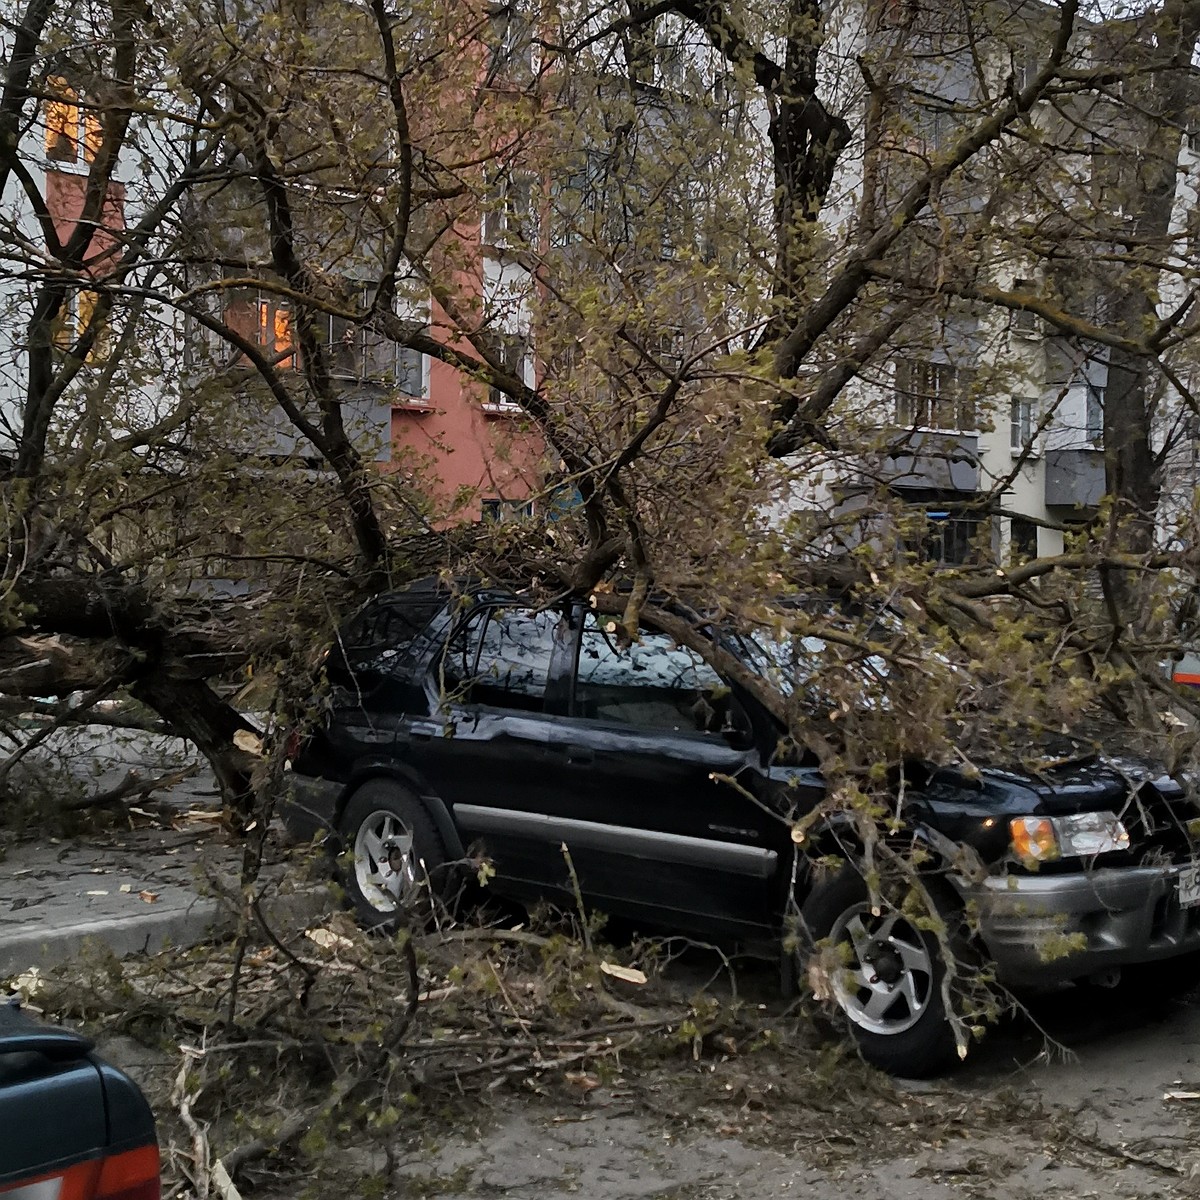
[131,674,259,821]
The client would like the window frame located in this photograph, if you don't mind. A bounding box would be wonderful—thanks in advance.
[1010,395,1037,455]
[254,292,296,370]
[45,75,80,163]
[321,286,430,398]
[485,331,530,412]
[482,170,539,249]
[1085,381,1105,444]
[895,358,976,433]
[488,2,537,83]
[429,599,573,715]
[1011,279,1039,338]
[566,609,751,741]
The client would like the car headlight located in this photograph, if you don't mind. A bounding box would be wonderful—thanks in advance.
[1010,812,1130,864]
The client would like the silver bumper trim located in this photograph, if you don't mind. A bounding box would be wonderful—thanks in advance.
[951,864,1200,986]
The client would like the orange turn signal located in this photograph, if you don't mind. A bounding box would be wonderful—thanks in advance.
[1010,816,1060,864]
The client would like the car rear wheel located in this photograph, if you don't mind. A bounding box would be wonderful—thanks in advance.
[799,865,962,1077]
[337,781,447,927]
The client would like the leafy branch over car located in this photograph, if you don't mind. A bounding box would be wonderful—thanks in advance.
[282,578,1200,1077]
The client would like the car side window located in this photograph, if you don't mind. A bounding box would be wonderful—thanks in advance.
[574,613,744,736]
[329,597,442,688]
[436,605,561,712]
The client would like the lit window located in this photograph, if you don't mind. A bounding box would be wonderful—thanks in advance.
[83,111,103,163]
[76,289,110,363]
[257,298,295,369]
[45,75,79,163]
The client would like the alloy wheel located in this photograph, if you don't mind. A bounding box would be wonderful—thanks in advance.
[352,809,420,913]
[827,901,935,1035]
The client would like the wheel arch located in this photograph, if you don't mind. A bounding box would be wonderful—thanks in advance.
[339,765,466,860]
[796,817,962,900]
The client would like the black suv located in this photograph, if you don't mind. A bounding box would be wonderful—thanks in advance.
[285,579,1200,1076]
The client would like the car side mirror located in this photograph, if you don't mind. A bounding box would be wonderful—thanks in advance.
[721,723,756,752]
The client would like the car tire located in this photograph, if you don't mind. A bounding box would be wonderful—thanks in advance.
[336,780,448,928]
[798,864,963,1078]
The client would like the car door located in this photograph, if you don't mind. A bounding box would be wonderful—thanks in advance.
[406,598,576,894]
[319,592,448,776]
[506,606,786,937]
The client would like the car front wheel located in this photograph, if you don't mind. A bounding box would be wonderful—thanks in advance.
[337,781,448,927]
[799,865,962,1077]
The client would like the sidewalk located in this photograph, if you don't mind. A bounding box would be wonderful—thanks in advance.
[0,728,330,977]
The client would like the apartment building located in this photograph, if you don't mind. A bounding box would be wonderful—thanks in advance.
[0,4,547,546]
[6,0,1193,571]
[775,0,1200,570]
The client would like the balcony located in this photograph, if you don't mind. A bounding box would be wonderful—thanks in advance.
[884,430,980,493]
[1044,447,1105,509]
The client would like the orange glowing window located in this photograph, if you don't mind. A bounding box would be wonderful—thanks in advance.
[45,75,79,162]
[84,110,103,163]
[51,294,72,350]
[258,298,295,369]
[77,289,110,362]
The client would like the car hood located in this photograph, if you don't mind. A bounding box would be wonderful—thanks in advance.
[975,752,1184,816]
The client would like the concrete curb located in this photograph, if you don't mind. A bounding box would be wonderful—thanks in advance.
[0,886,334,977]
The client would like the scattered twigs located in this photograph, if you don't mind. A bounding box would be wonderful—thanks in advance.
[171,1046,211,1200]
[560,842,592,952]
[215,932,420,1184]
[65,764,200,810]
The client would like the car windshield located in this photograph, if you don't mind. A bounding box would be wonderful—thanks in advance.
[728,600,900,700]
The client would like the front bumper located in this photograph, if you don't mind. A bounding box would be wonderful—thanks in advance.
[952,864,1200,987]
[278,772,342,846]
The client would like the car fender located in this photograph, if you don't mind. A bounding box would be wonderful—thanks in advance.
[797,816,970,892]
[341,761,466,860]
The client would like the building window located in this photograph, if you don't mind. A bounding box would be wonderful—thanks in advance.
[896,359,976,431]
[483,171,537,248]
[487,333,529,410]
[322,290,429,396]
[1013,50,1039,94]
[393,340,425,397]
[45,76,79,162]
[1010,396,1036,453]
[44,78,103,165]
[489,3,536,82]
[1009,517,1039,563]
[901,506,981,567]
[1086,382,1105,443]
[656,327,683,368]
[257,295,295,369]
[83,111,102,162]
[51,289,109,363]
[550,156,603,247]
[76,289,110,363]
[1011,279,1038,337]
[912,97,952,157]
[1090,135,1129,218]
[324,309,360,379]
[481,497,534,522]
